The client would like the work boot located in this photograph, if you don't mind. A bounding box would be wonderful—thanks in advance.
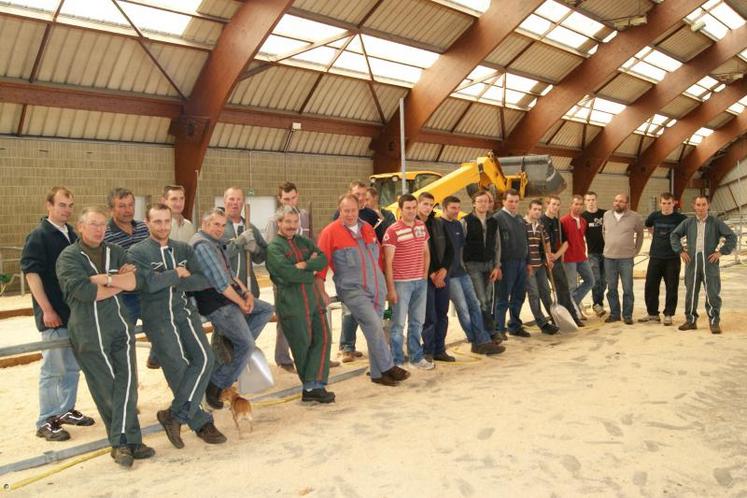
[678,321,697,331]
[624,317,634,325]
[605,316,621,324]
[205,382,224,410]
[130,443,156,459]
[710,324,722,334]
[196,422,227,444]
[383,365,411,381]
[471,342,506,355]
[433,352,456,362]
[541,323,559,335]
[157,409,184,449]
[341,351,355,363]
[112,446,134,468]
[508,327,531,338]
[302,388,336,404]
[371,374,399,386]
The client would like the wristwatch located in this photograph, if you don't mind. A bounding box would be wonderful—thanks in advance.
[105,275,112,287]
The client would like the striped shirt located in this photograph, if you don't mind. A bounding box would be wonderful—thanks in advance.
[524,218,550,268]
[382,219,429,281]
[104,219,149,250]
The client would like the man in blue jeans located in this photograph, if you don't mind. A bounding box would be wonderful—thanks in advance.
[189,208,273,409]
[441,196,505,356]
[560,195,595,319]
[582,192,607,317]
[383,194,434,370]
[22,186,95,441]
[493,189,530,338]
[602,194,644,325]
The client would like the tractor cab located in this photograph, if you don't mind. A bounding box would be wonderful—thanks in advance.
[369,171,442,207]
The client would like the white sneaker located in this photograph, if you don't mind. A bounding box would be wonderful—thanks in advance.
[663,315,673,326]
[592,304,606,317]
[638,314,660,323]
[411,358,435,370]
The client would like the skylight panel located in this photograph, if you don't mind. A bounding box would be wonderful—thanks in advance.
[120,2,195,36]
[1,0,58,10]
[643,50,682,72]
[368,58,422,84]
[439,0,491,14]
[687,127,715,145]
[546,25,588,49]
[361,35,439,68]
[259,35,310,57]
[727,101,745,114]
[627,61,667,82]
[456,83,487,98]
[594,98,626,114]
[519,14,553,36]
[60,0,128,26]
[504,73,540,93]
[701,14,730,39]
[710,2,745,29]
[695,127,714,136]
[563,12,605,38]
[504,89,527,106]
[292,46,336,66]
[273,14,346,41]
[567,105,591,121]
[589,110,614,125]
[685,84,708,99]
[466,65,497,81]
[535,0,569,22]
[481,86,504,102]
[332,52,369,75]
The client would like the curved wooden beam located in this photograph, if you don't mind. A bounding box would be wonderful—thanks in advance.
[370,0,543,174]
[495,0,703,157]
[173,0,293,215]
[573,24,747,196]
[673,112,747,202]
[704,136,747,192]
[629,79,747,209]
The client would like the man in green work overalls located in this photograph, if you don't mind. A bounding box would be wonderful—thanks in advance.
[56,206,152,468]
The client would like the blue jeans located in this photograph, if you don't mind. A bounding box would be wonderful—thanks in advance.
[588,253,606,307]
[526,265,552,327]
[448,274,492,345]
[494,259,527,333]
[390,279,427,365]
[207,299,274,389]
[422,277,450,356]
[339,304,359,353]
[604,258,634,319]
[564,260,595,308]
[37,328,80,428]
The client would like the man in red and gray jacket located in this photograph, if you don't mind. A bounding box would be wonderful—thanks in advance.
[317,194,410,387]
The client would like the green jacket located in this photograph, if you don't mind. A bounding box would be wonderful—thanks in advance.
[126,238,209,329]
[266,234,328,319]
[670,215,736,257]
[56,241,138,344]
[222,219,267,298]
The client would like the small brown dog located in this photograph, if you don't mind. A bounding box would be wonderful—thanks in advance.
[219,386,253,436]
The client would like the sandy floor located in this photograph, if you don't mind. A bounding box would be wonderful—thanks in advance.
[2,265,747,497]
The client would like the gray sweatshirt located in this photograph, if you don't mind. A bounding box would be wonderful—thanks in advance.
[602,210,644,259]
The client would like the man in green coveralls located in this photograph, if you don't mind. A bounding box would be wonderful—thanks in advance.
[56,206,153,468]
[266,206,334,403]
[127,204,226,448]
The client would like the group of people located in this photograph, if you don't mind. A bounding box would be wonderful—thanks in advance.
[20,179,736,468]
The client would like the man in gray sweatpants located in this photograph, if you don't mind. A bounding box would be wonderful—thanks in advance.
[670,195,736,334]
[316,195,410,386]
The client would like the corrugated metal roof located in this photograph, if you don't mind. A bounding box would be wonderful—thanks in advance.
[707,112,736,129]
[641,135,655,154]
[585,124,603,144]
[147,43,208,95]
[363,0,473,52]
[373,83,408,121]
[652,166,670,179]
[601,161,629,174]
[177,17,223,47]
[288,130,372,156]
[655,26,711,63]
[37,27,179,96]
[659,95,700,119]
[503,108,525,136]
[550,120,584,148]
[209,123,287,150]
[509,43,583,84]
[712,57,747,77]
[292,0,382,25]
[303,74,380,121]
[195,0,238,20]
[0,16,44,79]
[0,103,22,134]
[21,105,172,143]
[439,145,489,163]
[484,33,532,67]
[230,66,319,111]
[665,143,686,161]
[580,0,654,22]
[597,73,653,104]
[406,142,440,161]
[454,102,501,137]
[540,120,564,143]
[424,97,470,131]
[549,155,572,170]
[614,134,642,155]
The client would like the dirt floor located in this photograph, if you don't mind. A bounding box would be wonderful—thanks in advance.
[2,264,747,497]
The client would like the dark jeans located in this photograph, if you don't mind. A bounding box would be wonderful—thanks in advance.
[645,257,681,316]
[422,278,450,355]
[605,258,634,320]
[588,253,606,307]
[494,259,527,333]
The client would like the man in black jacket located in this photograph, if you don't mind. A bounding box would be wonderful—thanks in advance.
[21,187,95,442]
[417,192,455,362]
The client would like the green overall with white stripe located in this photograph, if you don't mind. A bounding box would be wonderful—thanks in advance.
[127,238,215,431]
[56,241,142,447]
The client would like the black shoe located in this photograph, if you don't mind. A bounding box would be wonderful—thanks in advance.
[541,323,559,335]
[112,446,134,468]
[605,316,621,323]
[508,328,531,338]
[130,443,155,459]
[57,409,95,427]
[157,409,184,449]
[624,318,634,325]
[196,422,227,444]
[432,352,456,362]
[36,417,70,442]
[302,388,336,404]
[383,365,411,381]
[371,374,399,386]
[489,333,504,345]
[678,321,697,331]
[205,382,224,410]
[710,324,721,334]
[471,342,506,355]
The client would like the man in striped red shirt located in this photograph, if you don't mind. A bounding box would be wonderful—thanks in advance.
[383,194,434,370]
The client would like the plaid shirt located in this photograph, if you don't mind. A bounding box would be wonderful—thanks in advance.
[192,235,232,293]
[524,218,550,268]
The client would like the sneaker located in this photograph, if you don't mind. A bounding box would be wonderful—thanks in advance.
[371,374,399,386]
[411,358,435,370]
[112,446,134,468]
[638,315,660,323]
[205,382,224,410]
[433,352,456,362]
[678,321,697,331]
[541,323,559,335]
[36,418,70,442]
[341,351,355,363]
[196,422,227,444]
[710,324,722,334]
[157,409,184,449]
[471,342,506,355]
[605,316,621,323]
[302,388,336,404]
[130,443,155,459]
[663,315,673,326]
[58,409,95,426]
[593,304,606,317]
[383,365,411,381]
[278,363,295,373]
[508,328,531,338]
[624,317,634,325]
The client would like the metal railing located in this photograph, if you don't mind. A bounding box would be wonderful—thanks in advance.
[0,246,25,296]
